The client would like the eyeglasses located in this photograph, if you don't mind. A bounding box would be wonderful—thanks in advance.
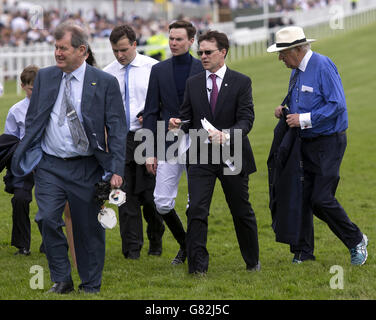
[197,49,219,56]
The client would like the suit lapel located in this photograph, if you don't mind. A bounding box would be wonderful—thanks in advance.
[81,64,97,116]
[189,58,203,77]
[213,68,232,119]
[196,72,213,121]
[39,68,62,115]
[165,59,180,107]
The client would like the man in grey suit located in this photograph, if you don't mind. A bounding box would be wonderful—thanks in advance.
[143,20,203,265]
[169,31,259,275]
[11,22,126,294]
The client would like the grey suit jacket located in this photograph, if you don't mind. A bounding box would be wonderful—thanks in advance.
[11,63,127,178]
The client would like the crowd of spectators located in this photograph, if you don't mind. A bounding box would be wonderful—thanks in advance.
[0,0,343,47]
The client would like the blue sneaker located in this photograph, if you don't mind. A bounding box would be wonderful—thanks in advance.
[350,234,368,265]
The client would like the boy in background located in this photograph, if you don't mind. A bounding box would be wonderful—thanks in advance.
[4,65,39,255]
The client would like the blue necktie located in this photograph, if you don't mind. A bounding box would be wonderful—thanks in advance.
[124,64,131,131]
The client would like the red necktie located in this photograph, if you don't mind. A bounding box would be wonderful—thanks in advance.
[209,73,218,114]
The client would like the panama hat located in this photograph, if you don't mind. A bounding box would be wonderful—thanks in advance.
[267,26,316,53]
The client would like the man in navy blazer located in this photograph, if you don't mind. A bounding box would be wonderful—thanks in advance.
[143,20,203,265]
[11,22,126,293]
[169,31,259,274]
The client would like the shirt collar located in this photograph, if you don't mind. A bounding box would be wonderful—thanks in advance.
[120,51,142,70]
[206,64,227,80]
[63,61,86,82]
[298,49,313,72]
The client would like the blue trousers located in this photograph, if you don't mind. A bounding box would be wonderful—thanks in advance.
[290,133,363,259]
[34,153,104,292]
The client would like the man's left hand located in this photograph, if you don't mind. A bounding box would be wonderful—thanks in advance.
[208,129,228,145]
[286,114,300,128]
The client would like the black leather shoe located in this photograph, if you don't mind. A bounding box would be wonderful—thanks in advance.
[171,248,187,265]
[246,261,261,272]
[124,251,140,260]
[48,280,74,294]
[14,248,31,256]
[148,241,162,256]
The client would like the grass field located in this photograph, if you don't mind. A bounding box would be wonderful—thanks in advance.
[0,23,375,301]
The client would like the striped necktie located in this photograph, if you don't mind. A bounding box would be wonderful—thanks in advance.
[58,73,89,153]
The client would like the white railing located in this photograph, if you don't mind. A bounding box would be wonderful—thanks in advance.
[1,4,376,95]
[226,5,376,63]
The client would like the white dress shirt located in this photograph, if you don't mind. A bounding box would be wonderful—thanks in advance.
[206,64,227,102]
[103,52,158,132]
[297,49,313,130]
[4,97,30,139]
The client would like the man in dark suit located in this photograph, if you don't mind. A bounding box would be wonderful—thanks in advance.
[143,20,203,265]
[11,22,126,293]
[169,31,260,274]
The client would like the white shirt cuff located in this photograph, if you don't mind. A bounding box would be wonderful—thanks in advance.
[299,112,312,130]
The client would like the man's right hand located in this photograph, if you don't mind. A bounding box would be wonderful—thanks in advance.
[168,118,181,130]
[146,157,158,175]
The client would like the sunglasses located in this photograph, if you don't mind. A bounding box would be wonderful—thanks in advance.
[197,49,219,56]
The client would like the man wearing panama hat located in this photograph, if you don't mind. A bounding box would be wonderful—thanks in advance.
[267,26,368,266]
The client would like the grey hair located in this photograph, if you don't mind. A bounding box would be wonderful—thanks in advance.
[299,43,311,52]
[54,21,89,53]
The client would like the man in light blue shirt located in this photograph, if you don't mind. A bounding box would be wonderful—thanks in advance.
[268,26,368,266]
[4,65,38,256]
[11,22,127,294]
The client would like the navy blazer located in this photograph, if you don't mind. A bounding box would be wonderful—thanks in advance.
[11,64,127,178]
[143,56,203,135]
[179,67,256,175]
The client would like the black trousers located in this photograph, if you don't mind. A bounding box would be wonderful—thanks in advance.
[118,133,164,256]
[11,187,33,250]
[290,133,363,259]
[186,163,259,273]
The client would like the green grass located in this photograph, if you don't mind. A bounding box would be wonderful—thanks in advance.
[0,23,375,300]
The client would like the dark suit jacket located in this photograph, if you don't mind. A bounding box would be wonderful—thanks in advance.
[179,67,256,175]
[11,63,127,178]
[143,56,203,136]
[267,118,303,245]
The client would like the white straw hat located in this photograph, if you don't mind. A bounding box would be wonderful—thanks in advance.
[267,26,316,53]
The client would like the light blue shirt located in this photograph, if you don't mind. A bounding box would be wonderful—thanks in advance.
[290,51,348,138]
[42,61,94,157]
[4,97,30,139]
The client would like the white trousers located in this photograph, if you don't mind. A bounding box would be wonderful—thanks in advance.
[154,161,187,214]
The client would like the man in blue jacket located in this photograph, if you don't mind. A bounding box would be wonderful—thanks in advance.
[11,22,126,293]
[268,26,368,265]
